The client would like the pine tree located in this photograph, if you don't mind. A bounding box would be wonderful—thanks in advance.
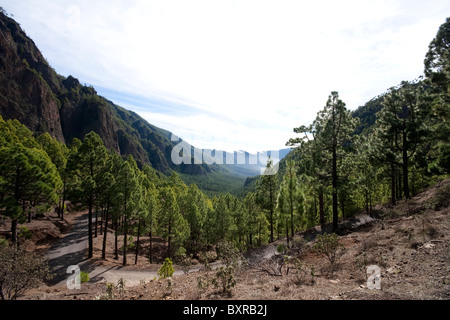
[424,18,450,174]
[0,144,61,243]
[289,92,358,231]
[376,81,430,199]
[243,192,268,248]
[36,133,69,220]
[67,132,108,259]
[183,184,207,252]
[115,156,142,266]
[144,181,158,264]
[212,194,233,243]
[158,186,189,258]
[256,158,279,242]
[277,160,305,241]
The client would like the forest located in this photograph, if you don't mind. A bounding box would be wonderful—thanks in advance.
[0,14,449,301]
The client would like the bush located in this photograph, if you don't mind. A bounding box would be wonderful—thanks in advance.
[277,243,288,254]
[0,244,53,300]
[216,240,240,268]
[212,266,236,296]
[80,271,89,284]
[289,257,315,286]
[426,182,450,211]
[18,226,32,240]
[313,233,345,276]
[158,258,175,279]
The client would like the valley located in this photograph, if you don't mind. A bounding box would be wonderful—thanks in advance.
[0,6,449,305]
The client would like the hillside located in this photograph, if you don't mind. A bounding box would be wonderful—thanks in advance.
[0,12,294,195]
[17,178,450,300]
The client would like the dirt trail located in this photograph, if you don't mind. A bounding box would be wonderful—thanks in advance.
[46,213,222,288]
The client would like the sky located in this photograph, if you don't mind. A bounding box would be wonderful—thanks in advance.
[2,0,449,153]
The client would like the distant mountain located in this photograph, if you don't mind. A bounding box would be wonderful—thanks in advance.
[0,12,289,195]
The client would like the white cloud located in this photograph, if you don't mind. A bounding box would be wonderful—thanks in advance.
[2,0,450,152]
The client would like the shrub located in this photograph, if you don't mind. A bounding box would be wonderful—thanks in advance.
[216,240,240,268]
[0,244,53,300]
[106,282,115,299]
[212,266,236,296]
[80,271,89,284]
[18,226,32,240]
[158,258,175,279]
[179,253,193,275]
[427,182,450,211]
[289,257,315,286]
[199,251,217,272]
[277,243,288,254]
[313,233,345,275]
[292,235,306,249]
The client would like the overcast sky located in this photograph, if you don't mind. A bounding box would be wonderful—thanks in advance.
[2,0,449,153]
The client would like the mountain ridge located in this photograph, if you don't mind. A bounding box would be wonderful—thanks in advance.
[0,12,289,193]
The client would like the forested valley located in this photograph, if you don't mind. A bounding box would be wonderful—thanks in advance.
[0,10,449,301]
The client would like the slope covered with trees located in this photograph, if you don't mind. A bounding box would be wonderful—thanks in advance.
[0,8,449,300]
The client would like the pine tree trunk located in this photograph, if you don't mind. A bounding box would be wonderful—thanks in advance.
[114,220,118,260]
[99,206,103,236]
[365,189,369,214]
[391,164,396,205]
[148,230,153,264]
[286,217,289,247]
[94,205,98,238]
[319,190,325,233]
[60,188,65,221]
[332,148,338,232]
[11,218,18,244]
[88,196,93,259]
[269,187,274,243]
[258,222,262,246]
[135,218,141,265]
[102,204,109,260]
[123,215,127,266]
[290,201,294,241]
[60,179,66,221]
[167,221,172,258]
[26,200,31,223]
[402,145,410,199]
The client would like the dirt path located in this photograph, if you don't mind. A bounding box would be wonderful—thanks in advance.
[46,212,222,288]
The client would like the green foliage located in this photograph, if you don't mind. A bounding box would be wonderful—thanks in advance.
[158,186,190,258]
[256,158,279,243]
[80,271,89,284]
[212,266,236,295]
[277,243,288,254]
[313,233,345,275]
[18,226,32,240]
[0,143,62,241]
[158,258,175,279]
[216,239,240,268]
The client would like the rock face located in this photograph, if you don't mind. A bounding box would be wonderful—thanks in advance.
[0,12,177,173]
[0,13,65,142]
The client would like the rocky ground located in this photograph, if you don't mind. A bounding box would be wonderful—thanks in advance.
[15,179,450,300]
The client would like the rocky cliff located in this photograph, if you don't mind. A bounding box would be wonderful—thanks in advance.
[0,12,175,173]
